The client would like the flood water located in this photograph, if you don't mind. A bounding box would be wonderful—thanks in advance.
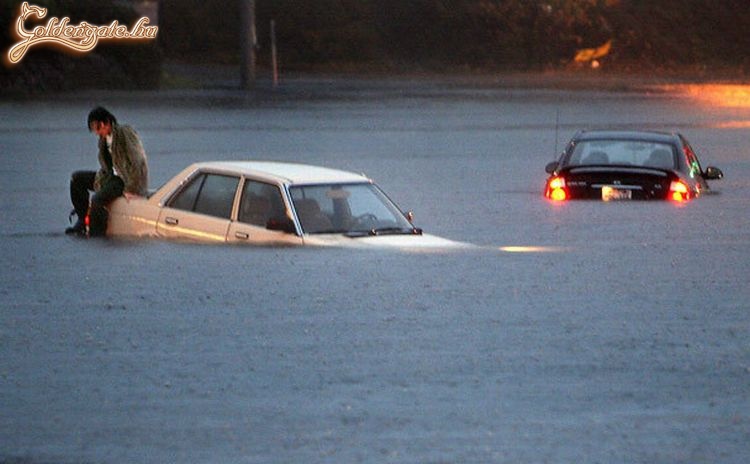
[1,78,749,463]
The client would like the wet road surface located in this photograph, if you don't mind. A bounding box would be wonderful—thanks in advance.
[1,77,749,463]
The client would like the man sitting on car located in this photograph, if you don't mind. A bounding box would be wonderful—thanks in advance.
[66,107,149,236]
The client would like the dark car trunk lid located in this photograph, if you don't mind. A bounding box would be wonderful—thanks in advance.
[563,166,674,200]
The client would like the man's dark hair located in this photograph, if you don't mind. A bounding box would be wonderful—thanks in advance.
[87,107,117,128]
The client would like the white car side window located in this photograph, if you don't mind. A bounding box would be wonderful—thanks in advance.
[169,173,239,220]
[238,180,286,227]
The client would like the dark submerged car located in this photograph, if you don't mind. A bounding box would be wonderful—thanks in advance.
[544,130,723,202]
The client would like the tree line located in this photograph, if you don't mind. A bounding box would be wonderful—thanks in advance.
[3,0,749,94]
[161,0,750,71]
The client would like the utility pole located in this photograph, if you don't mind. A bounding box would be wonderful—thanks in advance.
[270,20,278,88]
[240,0,256,89]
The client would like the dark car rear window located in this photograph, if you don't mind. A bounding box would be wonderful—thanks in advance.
[568,140,676,169]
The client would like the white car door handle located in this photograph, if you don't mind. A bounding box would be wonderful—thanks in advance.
[165,217,179,226]
[235,231,249,240]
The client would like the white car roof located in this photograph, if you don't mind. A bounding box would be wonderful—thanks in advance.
[191,161,371,185]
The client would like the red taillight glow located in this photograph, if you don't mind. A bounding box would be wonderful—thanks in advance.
[549,177,565,189]
[550,187,567,201]
[546,176,567,201]
[669,180,690,202]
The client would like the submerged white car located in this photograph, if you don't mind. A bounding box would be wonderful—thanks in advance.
[105,161,464,249]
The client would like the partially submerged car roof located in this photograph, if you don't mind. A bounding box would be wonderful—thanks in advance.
[188,161,371,185]
[574,130,679,144]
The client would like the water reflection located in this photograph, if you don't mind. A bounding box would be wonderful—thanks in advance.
[713,120,750,129]
[661,84,750,108]
[498,245,567,253]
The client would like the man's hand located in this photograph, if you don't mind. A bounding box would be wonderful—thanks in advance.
[123,192,140,202]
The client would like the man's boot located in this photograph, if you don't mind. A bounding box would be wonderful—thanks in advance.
[87,205,108,237]
[65,212,87,236]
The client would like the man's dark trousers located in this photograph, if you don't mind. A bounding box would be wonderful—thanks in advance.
[70,170,124,236]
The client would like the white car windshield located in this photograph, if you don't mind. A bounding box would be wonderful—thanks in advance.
[289,183,414,235]
[568,140,676,169]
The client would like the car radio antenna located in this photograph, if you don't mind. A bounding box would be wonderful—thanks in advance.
[553,108,560,159]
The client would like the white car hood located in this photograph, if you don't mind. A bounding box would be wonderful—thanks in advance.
[302,232,472,251]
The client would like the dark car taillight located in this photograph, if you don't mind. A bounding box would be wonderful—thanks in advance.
[545,176,568,201]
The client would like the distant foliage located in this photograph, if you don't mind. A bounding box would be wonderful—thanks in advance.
[606,0,750,69]
[159,0,242,63]
[4,0,749,93]
[158,0,750,72]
